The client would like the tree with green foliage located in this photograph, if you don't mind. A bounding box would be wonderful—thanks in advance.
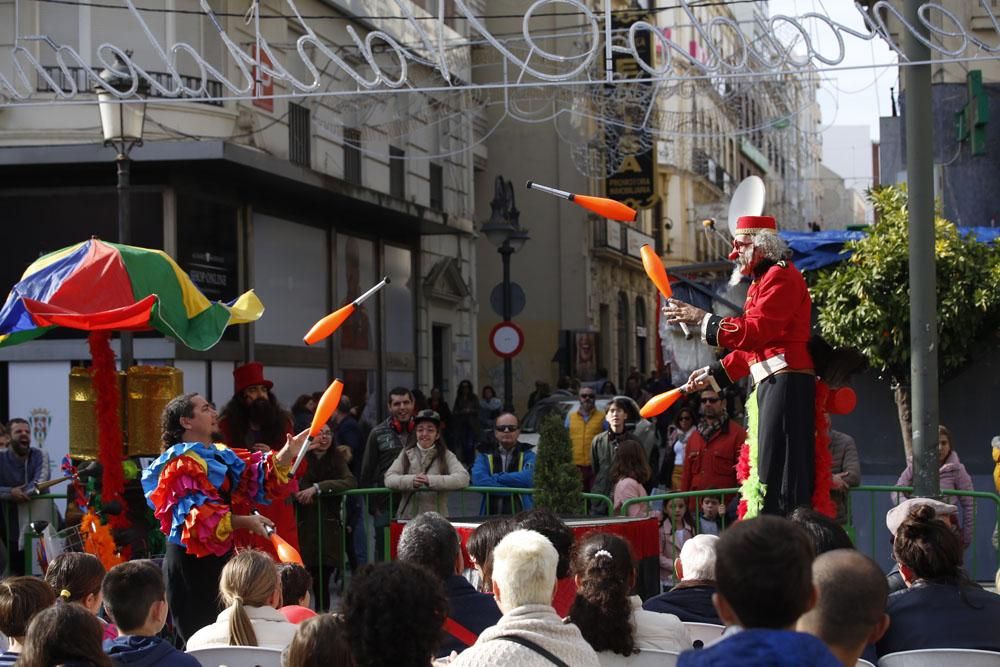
[533,413,584,514]
[810,185,1000,457]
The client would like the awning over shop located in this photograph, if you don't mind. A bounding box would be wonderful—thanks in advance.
[780,227,1000,271]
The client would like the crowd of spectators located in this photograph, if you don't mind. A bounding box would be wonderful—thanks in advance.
[0,499,994,666]
[0,362,997,666]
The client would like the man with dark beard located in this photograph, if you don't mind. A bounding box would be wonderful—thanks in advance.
[664,215,814,519]
[0,419,49,574]
[219,362,299,557]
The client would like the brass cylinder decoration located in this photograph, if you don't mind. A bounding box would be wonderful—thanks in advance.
[70,366,183,460]
[126,366,184,457]
[69,367,125,461]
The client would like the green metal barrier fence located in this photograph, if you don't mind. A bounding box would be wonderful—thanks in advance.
[848,485,1000,582]
[617,485,1000,582]
[306,485,613,606]
[1,493,69,576]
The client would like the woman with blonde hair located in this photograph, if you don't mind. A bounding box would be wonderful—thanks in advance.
[185,549,296,650]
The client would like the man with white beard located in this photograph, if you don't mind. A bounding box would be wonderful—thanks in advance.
[663,215,814,519]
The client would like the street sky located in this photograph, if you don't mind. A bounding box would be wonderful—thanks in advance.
[767,0,899,141]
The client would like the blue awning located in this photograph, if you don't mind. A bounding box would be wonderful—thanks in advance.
[780,227,998,271]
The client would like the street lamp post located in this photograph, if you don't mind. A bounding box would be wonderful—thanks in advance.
[96,54,148,371]
[482,176,529,412]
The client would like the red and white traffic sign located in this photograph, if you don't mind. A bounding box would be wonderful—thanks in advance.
[489,321,524,358]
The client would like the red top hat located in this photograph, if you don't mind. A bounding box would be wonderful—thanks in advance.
[734,215,778,235]
[234,362,273,396]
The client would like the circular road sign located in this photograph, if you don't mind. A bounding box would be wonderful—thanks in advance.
[489,321,524,358]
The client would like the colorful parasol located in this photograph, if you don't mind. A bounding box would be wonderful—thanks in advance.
[0,237,265,534]
[0,238,263,349]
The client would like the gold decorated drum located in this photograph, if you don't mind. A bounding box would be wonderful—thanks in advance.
[69,367,125,461]
[126,366,184,457]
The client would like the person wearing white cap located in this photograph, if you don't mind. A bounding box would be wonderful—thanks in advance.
[876,502,1000,657]
[884,497,958,594]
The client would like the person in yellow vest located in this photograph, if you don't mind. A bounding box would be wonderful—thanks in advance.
[564,388,606,491]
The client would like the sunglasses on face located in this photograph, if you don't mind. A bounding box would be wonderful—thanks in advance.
[496,424,519,433]
[701,397,720,404]
[580,394,595,400]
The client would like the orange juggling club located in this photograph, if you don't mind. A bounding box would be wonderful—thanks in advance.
[639,387,686,419]
[640,245,672,300]
[641,244,691,337]
[526,181,637,222]
[290,379,343,476]
[304,276,390,345]
[253,510,304,565]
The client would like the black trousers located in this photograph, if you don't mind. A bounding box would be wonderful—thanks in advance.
[755,372,816,516]
[163,543,228,646]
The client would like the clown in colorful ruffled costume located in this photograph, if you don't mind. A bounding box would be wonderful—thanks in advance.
[664,215,838,520]
[141,392,312,645]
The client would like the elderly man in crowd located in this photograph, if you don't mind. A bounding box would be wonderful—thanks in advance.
[396,512,500,657]
[643,534,721,625]
[451,529,600,667]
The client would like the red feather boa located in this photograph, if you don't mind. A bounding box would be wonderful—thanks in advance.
[812,381,836,518]
[88,332,127,528]
[733,378,838,521]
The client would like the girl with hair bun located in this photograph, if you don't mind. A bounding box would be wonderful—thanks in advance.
[567,533,689,655]
[876,504,1000,657]
[185,549,296,650]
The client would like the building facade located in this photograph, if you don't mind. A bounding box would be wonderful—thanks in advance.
[0,0,483,427]
[871,0,1000,226]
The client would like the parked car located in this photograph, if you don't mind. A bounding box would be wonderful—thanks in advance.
[519,394,612,446]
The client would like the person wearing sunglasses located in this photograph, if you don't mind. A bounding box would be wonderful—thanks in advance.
[680,390,746,514]
[663,214,815,519]
[471,413,536,515]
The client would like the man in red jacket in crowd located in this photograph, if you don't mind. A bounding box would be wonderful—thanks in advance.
[681,389,746,512]
[219,362,299,557]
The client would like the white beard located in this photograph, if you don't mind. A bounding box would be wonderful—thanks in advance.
[728,263,744,288]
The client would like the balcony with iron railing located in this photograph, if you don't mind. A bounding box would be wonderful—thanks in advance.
[38,66,224,106]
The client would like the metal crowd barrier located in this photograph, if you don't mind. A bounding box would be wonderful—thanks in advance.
[302,485,613,605]
[847,485,1000,582]
[0,493,68,576]
[8,485,998,593]
[618,485,1000,582]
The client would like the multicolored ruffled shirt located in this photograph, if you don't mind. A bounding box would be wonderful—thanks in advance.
[141,442,294,558]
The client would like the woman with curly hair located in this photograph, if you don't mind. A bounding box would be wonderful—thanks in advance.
[568,532,689,655]
[293,421,357,610]
[876,503,1000,656]
[343,561,447,666]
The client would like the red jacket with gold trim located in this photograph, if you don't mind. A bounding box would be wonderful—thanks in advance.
[705,260,813,386]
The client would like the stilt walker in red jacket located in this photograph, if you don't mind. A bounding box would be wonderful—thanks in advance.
[664,215,815,518]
